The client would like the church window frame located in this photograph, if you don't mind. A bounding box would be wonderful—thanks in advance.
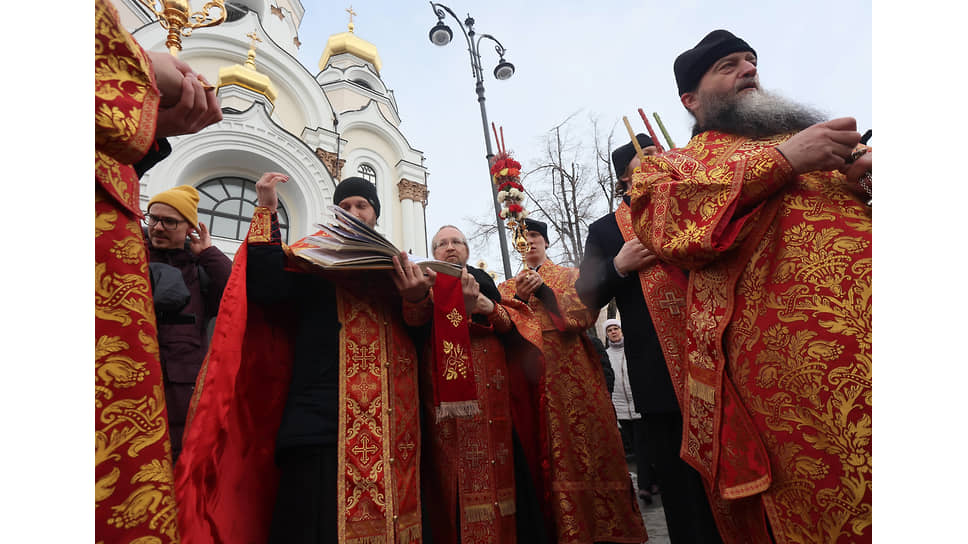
[357,163,377,186]
[195,176,291,243]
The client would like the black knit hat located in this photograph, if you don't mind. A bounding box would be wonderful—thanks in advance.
[611,133,654,180]
[674,30,755,96]
[523,218,549,245]
[334,177,381,218]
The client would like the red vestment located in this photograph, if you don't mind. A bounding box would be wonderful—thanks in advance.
[628,131,872,543]
[175,209,424,543]
[497,261,647,544]
[414,296,518,543]
[95,1,178,542]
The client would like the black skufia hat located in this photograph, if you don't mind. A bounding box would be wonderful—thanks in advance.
[523,218,549,245]
[333,177,381,218]
[674,29,755,96]
[611,133,654,179]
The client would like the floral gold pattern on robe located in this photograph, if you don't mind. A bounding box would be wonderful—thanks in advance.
[616,201,771,540]
[628,130,872,543]
[95,1,178,543]
[498,261,647,544]
[175,214,423,544]
[418,314,517,543]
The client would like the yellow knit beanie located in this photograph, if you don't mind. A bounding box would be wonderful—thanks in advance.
[148,185,200,231]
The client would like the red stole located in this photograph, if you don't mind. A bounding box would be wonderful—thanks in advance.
[429,273,479,420]
[420,321,518,544]
[615,202,770,540]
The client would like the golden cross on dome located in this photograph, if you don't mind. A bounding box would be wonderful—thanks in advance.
[346,5,357,24]
[244,30,262,69]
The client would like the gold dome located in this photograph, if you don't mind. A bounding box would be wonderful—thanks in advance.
[216,64,278,103]
[217,32,278,103]
[318,22,382,74]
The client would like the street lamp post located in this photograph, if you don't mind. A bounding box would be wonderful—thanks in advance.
[428,2,515,280]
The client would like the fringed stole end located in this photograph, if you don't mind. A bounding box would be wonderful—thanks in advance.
[688,375,716,404]
[465,503,496,523]
[435,400,481,422]
[398,522,422,544]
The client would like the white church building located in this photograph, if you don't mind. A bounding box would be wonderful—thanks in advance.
[115,0,430,257]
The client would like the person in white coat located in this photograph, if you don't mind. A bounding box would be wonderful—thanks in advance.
[604,318,659,504]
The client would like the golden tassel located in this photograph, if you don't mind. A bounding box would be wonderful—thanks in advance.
[498,498,516,517]
[398,523,422,544]
[464,503,496,523]
[346,536,386,544]
[688,376,716,404]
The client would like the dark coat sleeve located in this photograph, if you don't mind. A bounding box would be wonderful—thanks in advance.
[197,246,233,318]
[133,138,172,178]
[246,244,301,306]
[467,265,502,327]
[590,335,615,394]
[576,217,624,311]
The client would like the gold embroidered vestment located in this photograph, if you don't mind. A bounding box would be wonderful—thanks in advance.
[628,130,872,543]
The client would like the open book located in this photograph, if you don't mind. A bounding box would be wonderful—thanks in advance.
[291,205,463,278]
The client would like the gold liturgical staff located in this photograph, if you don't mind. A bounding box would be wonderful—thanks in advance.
[138,0,227,55]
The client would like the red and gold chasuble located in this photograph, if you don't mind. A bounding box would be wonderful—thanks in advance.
[95,1,178,543]
[497,261,647,544]
[628,131,872,543]
[615,202,769,539]
[176,212,423,544]
[410,293,517,544]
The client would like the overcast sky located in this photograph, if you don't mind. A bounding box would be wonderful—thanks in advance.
[294,0,872,279]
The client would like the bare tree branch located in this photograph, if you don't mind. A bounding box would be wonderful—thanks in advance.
[468,110,622,271]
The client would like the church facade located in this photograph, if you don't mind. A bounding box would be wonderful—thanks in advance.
[115,0,430,256]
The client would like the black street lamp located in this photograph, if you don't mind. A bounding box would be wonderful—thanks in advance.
[428,1,515,280]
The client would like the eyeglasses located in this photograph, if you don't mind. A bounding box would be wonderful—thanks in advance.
[144,213,187,231]
[434,238,467,250]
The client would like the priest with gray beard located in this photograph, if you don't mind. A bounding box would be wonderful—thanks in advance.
[626,30,872,544]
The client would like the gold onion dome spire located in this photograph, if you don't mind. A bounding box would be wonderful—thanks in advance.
[217,30,278,103]
[318,6,382,74]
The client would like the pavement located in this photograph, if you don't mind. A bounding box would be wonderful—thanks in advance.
[629,462,671,544]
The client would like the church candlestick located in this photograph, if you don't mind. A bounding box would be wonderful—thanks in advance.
[138,0,227,56]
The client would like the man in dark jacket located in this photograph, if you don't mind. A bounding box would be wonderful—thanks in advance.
[575,134,722,543]
[146,185,232,460]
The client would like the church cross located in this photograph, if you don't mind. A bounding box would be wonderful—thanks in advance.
[465,441,488,471]
[352,434,379,465]
[496,442,509,465]
[659,290,685,316]
[351,344,377,374]
[397,435,416,461]
[243,31,262,69]
[351,379,375,402]
[491,369,505,391]
[346,5,357,24]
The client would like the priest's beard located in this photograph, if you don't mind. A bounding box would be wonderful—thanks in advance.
[692,88,827,138]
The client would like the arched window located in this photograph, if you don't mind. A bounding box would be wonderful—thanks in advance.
[196,177,291,243]
[357,163,377,186]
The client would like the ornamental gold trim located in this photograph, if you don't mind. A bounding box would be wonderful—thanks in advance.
[446,308,463,327]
